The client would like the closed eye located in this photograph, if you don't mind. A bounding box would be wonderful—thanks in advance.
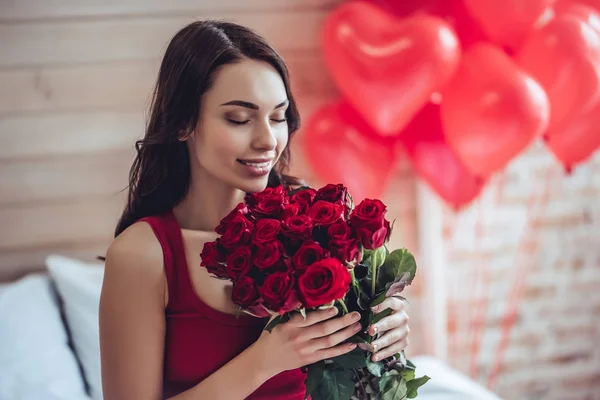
[227,119,250,125]
[271,118,287,123]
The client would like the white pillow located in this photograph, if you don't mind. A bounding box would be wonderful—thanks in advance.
[0,274,89,400]
[46,255,105,400]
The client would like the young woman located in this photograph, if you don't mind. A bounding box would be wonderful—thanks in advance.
[99,20,410,400]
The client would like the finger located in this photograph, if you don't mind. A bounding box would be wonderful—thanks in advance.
[311,342,358,364]
[310,311,362,339]
[309,320,363,352]
[368,310,408,336]
[371,325,409,354]
[371,337,409,362]
[371,296,405,314]
[291,307,339,327]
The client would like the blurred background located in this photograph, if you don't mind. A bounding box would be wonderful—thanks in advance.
[0,0,599,399]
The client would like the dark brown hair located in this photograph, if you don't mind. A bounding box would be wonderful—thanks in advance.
[114,20,302,237]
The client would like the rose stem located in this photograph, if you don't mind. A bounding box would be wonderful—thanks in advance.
[337,298,349,314]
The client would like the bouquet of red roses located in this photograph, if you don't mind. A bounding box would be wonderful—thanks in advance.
[200,184,429,399]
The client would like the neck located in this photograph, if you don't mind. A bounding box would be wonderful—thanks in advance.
[173,167,246,232]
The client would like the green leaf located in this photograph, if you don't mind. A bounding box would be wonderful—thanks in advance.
[304,361,326,399]
[378,249,417,296]
[370,291,387,308]
[400,369,415,381]
[311,367,355,400]
[379,371,408,400]
[331,346,367,369]
[365,358,383,377]
[406,375,431,399]
[369,307,393,326]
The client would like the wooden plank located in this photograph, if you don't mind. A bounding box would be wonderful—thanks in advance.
[0,151,134,206]
[0,111,143,160]
[0,243,108,283]
[0,55,336,114]
[0,195,125,251]
[0,94,337,160]
[0,0,342,21]
[0,11,328,67]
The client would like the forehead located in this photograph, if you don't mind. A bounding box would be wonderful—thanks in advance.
[204,58,288,108]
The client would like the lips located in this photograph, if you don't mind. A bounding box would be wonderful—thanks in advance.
[237,158,273,168]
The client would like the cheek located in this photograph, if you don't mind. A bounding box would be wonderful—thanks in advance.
[276,128,289,155]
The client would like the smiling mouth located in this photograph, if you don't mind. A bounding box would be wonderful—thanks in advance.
[237,159,273,168]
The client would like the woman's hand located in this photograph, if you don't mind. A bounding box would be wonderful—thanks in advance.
[367,296,410,362]
[252,308,362,377]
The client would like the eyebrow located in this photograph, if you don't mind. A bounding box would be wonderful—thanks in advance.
[219,100,289,110]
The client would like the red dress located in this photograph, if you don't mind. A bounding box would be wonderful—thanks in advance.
[139,211,307,399]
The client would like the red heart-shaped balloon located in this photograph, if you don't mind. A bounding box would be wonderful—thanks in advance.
[516,8,600,133]
[367,0,489,48]
[301,101,397,202]
[463,0,553,49]
[441,43,550,176]
[544,2,600,169]
[400,103,486,209]
[322,1,461,136]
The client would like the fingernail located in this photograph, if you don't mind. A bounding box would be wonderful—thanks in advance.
[373,354,380,361]
[351,312,361,322]
[371,325,378,334]
[353,322,361,332]
[372,343,378,351]
[329,307,338,315]
[372,305,379,312]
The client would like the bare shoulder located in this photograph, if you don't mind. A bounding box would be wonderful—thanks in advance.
[104,221,165,288]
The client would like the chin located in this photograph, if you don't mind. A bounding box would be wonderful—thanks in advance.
[235,177,270,194]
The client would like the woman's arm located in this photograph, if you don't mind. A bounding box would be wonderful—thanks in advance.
[99,222,275,400]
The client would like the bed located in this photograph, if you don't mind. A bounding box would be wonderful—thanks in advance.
[0,255,504,400]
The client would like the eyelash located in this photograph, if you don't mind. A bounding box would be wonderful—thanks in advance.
[227,118,287,125]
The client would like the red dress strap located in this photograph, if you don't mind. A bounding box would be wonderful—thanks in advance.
[138,211,185,310]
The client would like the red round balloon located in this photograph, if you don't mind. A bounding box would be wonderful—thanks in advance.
[463,0,553,49]
[322,1,461,136]
[400,103,486,209]
[302,102,398,202]
[367,0,489,48]
[441,43,550,176]
[516,11,600,134]
[544,2,600,169]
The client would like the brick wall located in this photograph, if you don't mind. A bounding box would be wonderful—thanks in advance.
[442,141,600,399]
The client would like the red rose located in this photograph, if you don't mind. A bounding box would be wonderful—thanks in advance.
[220,213,254,249]
[292,241,329,273]
[226,245,253,279]
[327,221,360,264]
[254,241,284,270]
[316,183,348,204]
[298,258,352,308]
[252,219,281,244]
[200,241,228,278]
[246,185,287,207]
[282,202,301,218]
[216,203,249,235]
[330,239,361,265]
[350,199,391,249]
[356,226,388,250]
[246,186,288,218]
[282,214,314,240]
[259,272,300,313]
[291,188,317,214]
[327,220,352,242]
[309,200,344,226]
[232,276,260,308]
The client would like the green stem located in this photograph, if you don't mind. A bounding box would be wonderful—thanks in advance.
[350,269,359,296]
[371,262,377,297]
[337,298,349,314]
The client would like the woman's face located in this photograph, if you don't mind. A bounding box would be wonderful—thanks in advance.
[188,58,290,194]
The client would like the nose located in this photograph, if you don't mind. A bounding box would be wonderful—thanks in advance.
[252,119,277,151]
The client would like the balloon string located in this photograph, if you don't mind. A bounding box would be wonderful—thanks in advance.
[486,168,560,390]
[468,172,506,380]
